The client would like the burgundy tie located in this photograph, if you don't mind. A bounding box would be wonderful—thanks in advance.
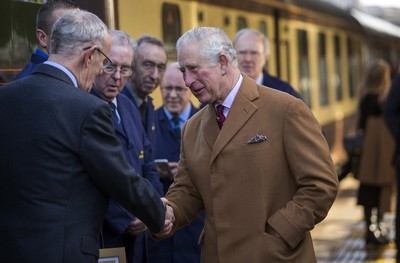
[216,105,225,129]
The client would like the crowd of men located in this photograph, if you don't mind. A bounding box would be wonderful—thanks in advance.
[0,1,345,263]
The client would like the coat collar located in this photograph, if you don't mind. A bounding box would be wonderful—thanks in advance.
[33,63,75,87]
[201,74,260,163]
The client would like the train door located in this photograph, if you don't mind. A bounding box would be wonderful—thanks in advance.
[162,3,182,60]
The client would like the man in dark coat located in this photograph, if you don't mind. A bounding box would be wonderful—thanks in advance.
[147,62,203,263]
[122,36,168,157]
[0,10,172,263]
[233,28,301,99]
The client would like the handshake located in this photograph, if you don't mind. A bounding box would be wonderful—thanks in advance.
[154,197,175,238]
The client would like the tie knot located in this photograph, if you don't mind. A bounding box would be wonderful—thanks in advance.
[216,105,224,115]
[108,102,116,111]
[171,115,180,126]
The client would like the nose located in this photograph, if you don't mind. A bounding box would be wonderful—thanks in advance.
[112,69,121,79]
[183,71,195,88]
[149,66,160,78]
[169,88,178,97]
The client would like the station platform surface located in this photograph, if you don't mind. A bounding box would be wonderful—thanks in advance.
[312,176,397,262]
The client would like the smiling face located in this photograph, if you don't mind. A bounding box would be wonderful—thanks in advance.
[234,32,266,80]
[178,44,225,105]
[161,63,191,115]
[93,44,133,101]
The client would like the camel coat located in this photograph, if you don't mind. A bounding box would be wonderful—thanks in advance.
[165,75,338,263]
[358,117,396,212]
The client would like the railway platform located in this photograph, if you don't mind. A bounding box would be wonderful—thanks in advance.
[312,176,397,262]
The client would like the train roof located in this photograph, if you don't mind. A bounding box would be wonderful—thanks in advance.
[287,0,357,22]
[351,9,400,39]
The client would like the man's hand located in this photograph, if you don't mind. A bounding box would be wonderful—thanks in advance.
[154,198,175,238]
[125,218,147,236]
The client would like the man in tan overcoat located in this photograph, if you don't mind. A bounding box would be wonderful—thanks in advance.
[156,27,338,263]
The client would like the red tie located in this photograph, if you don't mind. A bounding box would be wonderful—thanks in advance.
[216,105,225,129]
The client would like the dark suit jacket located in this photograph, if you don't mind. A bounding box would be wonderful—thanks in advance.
[91,90,163,263]
[147,104,203,263]
[165,74,337,262]
[0,64,165,263]
[262,70,301,99]
[122,86,157,157]
[13,49,48,80]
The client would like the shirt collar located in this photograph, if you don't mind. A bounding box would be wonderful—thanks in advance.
[163,103,192,124]
[217,74,243,112]
[256,72,263,85]
[44,61,78,88]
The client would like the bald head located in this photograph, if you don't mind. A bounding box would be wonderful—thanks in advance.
[160,62,191,115]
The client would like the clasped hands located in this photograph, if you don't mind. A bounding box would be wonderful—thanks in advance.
[153,197,175,238]
[125,198,175,238]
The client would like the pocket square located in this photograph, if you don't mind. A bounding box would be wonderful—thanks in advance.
[246,134,267,144]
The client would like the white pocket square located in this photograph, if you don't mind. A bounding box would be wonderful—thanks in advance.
[246,134,267,144]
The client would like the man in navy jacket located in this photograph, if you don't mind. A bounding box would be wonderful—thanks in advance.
[147,62,204,263]
[91,30,163,263]
[233,28,301,99]
[14,0,78,80]
[122,36,168,157]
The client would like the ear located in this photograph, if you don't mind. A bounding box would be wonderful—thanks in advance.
[83,45,97,67]
[219,53,229,76]
[36,29,49,54]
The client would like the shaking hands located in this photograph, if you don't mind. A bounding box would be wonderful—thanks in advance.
[153,197,175,238]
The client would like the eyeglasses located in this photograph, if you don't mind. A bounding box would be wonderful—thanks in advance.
[82,46,114,65]
[96,48,113,65]
[103,63,132,77]
[162,86,189,94]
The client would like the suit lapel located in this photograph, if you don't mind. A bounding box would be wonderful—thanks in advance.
[115,97,130,141]
[210,75,259,163]
[202,105,220,150]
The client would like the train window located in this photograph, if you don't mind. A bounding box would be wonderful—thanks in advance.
[258,21,267,37]
[318,33,328,106]
[162,3,181,59]
[237,17,247,31]
[334,35,343,101]
[297,29,311,108]
[0,1,40,85]
[347,38,358,98]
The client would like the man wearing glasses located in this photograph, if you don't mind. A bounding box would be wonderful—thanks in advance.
[90,30,163,263]
[147,62,203,262]
[0,11,172,263]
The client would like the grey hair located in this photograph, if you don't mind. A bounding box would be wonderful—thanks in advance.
[110,30,137,53]
[233,28,270,60]
[134,35,166,62]
[50,9,109,57]
[109,30,137,65]
[177,27,238,68]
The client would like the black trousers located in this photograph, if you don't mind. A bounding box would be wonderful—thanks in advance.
[395,158,400,250]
